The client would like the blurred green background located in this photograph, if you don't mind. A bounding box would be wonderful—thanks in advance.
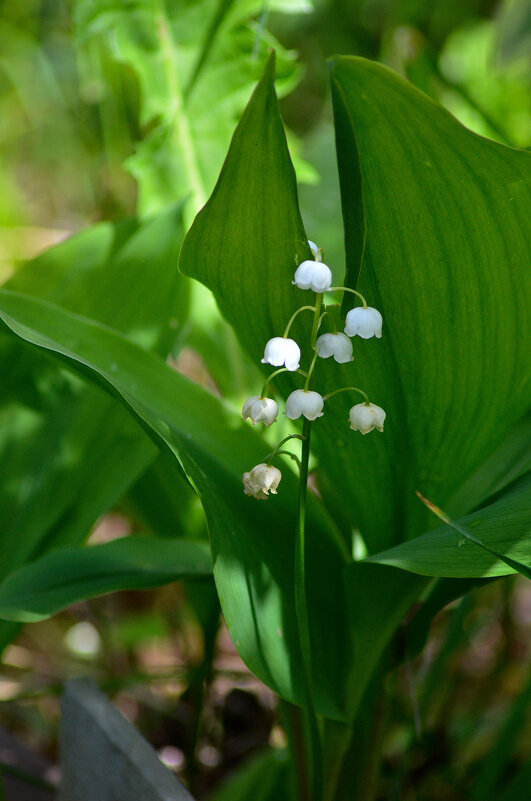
[1,0,529,280]
[0,1,530,799]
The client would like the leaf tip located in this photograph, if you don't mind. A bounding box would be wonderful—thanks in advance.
[415,490,450,525]
[264,48,277,79]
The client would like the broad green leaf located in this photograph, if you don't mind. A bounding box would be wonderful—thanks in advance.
[0,289,350,720]
[417,484,531,579]
[0,358,155,576]
[343,563,427,719]
[179,52,312,363]
[324,56,531,550]
[0,206,188,573]
[366,474,531,578]
[0,537,212,623]
[445,413,531,514]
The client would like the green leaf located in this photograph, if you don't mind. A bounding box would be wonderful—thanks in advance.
[206,748,292,801]
[366,474,531,578]
[418,483,531,579]
[445,413,531,514]
[179,52,312,356]
[343,563,427,719]
[0,206,189,574]
[0,205,190,661]
[0,537,212,623]
[323,56,531,551]
[0,289,350,720]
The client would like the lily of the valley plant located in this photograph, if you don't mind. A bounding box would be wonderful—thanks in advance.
[240,241,386,798]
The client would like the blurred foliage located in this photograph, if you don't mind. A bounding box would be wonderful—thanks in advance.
[0,0,529,799]
[0,575,530,799]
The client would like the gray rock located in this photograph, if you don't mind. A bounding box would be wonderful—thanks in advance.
[59,677,194,801]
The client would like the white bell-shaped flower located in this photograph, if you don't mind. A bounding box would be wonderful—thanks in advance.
[242,463,282,500]
[349,402,386,434]
[242,395,278,427]
[316,332,353,364]
[285,389,324,421]
[344,306,383,339]
[293,260,332,293]
[261,337,300,371]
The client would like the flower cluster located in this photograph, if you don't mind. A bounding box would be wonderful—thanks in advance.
[242,241,386,498]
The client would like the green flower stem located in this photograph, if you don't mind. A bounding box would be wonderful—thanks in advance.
[310,294,323,343]
[272,449,302,470]
[327,286,368,308]
[323,386,370,404]
[294,293,323,801]
[296,418,323,801]
[303,293,323,391]
[283,305,316,338]
[264,434,305,464]
[261,367,307,398]
[304,351,319,391]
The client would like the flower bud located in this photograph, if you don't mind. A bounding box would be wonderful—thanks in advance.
[293,260,332,293]
[261,337,300,371]
[349,402,386,434]
[308,240,320,260]
[242,396,278,427]
[344,306,383,339]
[316,332,353,364]
[242,463,282,500]
[285,389,324,421]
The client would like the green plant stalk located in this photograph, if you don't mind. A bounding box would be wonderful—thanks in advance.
[294,294,323,801]
[284,701,312,801]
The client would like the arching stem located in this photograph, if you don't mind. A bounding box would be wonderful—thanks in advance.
[323,386,370,404]
[283,305,316,338]
[264,434,305,464]
[261,367,307,399]
[327,286,368,308]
